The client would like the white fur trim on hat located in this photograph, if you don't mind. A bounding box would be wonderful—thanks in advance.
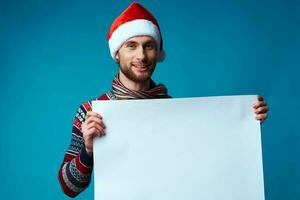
[108,19,164,62]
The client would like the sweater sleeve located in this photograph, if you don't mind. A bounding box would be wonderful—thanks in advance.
[58,101,93,198]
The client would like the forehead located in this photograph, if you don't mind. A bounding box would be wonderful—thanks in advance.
[125,35,155,43]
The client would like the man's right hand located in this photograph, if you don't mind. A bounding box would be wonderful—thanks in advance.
[82,111,106,156]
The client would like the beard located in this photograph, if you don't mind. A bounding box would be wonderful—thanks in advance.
[119,62,156,83]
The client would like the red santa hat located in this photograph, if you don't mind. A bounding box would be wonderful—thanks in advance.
[107,2,165,62]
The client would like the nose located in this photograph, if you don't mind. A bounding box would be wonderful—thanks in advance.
[135,46,146,61]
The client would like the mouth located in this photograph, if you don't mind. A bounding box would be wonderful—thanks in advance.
[132,64,150,72]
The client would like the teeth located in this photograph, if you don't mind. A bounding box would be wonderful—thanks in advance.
[134,65,146,68]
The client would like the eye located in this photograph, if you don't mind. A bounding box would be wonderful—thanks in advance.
[145,43,155,50]
[126,42,136,49]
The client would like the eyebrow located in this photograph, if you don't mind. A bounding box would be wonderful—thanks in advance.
[144,41,156,45]
[124,39,155,45]
[124,41,138,45]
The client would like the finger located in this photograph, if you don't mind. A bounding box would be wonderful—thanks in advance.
[93,127,105,137]
[85,115,105,124]
[87,122,105,132]
[86,126,105,137]
[84,121,102,133]
[85,116,105,127]
[253,101,267,109]
[256,113,267,121]
[255,106,269,114]
[86,113,102,122]
[84,128,97,137]
[83,121,105,138]
[81,122,92,133]
[86,111,102,120]
[83,128,99,140]
[85,118,106,131]
[257,95,264,101]
[81,122,87,131]
[91,127,105,137]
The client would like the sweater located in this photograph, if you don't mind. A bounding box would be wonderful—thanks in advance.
[58,92,116,197]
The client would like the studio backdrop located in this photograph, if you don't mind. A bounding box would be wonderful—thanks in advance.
[0,0,299,200]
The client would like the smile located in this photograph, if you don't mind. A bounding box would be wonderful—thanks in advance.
[132,64,150,71]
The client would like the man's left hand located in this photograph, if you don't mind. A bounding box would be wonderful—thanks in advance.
[253,95,269,124]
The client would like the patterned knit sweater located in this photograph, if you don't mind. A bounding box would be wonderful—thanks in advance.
[58,76,170,197]
[58,92,115,197]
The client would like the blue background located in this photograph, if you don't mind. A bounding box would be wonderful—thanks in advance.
[1,0,299,199]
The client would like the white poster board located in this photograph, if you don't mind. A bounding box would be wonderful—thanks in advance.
[92,95,264,200]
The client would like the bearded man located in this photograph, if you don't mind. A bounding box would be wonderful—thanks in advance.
[58,2,269,197]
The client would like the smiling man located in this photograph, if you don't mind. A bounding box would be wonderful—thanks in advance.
[58,2,269,197]
[117,36,158,90]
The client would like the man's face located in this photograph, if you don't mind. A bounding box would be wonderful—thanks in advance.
[116,36,158,83]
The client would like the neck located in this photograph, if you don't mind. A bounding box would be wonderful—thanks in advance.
[118,71,151,92]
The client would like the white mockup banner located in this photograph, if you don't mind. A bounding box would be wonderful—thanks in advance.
[92,95,264,200]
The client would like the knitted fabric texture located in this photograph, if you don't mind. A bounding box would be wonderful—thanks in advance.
[112,74,170,99]
[58,78,170,197]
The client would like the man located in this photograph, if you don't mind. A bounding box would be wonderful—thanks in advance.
[58,2,269,197]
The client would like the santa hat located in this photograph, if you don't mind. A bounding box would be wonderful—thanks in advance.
[107,2,165,62]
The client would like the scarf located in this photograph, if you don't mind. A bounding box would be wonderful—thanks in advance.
[111,74,170,100]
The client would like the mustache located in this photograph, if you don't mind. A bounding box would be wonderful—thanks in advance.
[131,62,151,67]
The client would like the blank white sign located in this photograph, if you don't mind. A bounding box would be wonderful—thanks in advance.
[92,95,264,200]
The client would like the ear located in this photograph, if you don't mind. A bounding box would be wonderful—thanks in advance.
[115,52,120,62]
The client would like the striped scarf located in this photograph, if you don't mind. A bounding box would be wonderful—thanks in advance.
[111,74,170,100]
